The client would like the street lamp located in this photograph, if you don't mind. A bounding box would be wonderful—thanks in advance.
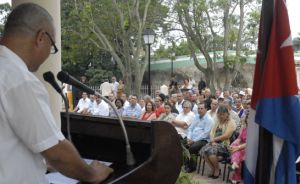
[143,28,155,96]
[170,52,175,77]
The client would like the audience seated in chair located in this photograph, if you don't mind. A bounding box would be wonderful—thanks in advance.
[171,101,195,139]
[140,101,157,121]
[73,92,91,114]
[109,98,124,117]
[228,105,250,184]
[90,95,109,116]
[122,94,142,119]
[183,102,213,173]
[199,105,236,179]
[158,102,176,123]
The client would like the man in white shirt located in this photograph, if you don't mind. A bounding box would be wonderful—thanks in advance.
[121,93,130,109]
[110,76,119,96]
[91,95,109,116]
[175,92,185,113]
[207,98,218,120]
[108,92,116,104]
[100,78,113,97]
[0,3,112,183]
[160,84,169,96]
[171,101,195,138]
[73,92,91,114]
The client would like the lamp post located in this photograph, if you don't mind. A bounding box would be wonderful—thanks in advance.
[143,29,155,96]
[170,52,175,77]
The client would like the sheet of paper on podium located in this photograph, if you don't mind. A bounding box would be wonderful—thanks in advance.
[296,156,300,163]
[46,159,112,184]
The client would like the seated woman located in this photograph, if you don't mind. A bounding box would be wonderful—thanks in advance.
[140,101,157,121]
[228,106,250,184]
[109,98,124,117]
[158,102,176,122]
[200,105,236,179]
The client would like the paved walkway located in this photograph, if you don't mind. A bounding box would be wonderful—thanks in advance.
[182,159,242,184]
[189,172,229,184]
[188,165,230,184]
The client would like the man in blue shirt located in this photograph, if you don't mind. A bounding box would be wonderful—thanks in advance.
[122,94,142,119]
[184,102,213,173]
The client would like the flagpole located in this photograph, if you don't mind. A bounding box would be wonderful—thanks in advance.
[253,0,274,183]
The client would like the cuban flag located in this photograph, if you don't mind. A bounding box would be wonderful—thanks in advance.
[244,0,300,183]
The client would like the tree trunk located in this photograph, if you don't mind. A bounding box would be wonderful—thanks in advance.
[123,66,132,96]
[223,67,231,90]
[232,0,245,88]
[223,0,231,89]
[205,69,216,94]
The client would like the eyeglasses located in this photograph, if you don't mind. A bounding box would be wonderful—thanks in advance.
[183,106,190,109]
[45,32,58,54]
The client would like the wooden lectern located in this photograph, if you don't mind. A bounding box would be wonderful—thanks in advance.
[60,112,182,184]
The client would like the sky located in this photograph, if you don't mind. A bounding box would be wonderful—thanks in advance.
[0,0,299,38]
[286,0,300,38]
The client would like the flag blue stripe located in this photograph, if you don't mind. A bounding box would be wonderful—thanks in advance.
[244,164,255,184]
[275,141,298,184]
[244,97,300,184]
[255,96,300,144]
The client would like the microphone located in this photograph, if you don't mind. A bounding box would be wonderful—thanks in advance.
[57,71,94,94]
[43,71,72,142]
[43,71,62,94]
[57,71,136,166]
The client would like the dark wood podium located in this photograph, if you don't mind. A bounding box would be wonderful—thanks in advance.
[61,112,182,184]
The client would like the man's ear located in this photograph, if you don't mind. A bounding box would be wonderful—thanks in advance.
[34,30,45,48]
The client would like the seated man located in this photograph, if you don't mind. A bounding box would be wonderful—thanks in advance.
[171,100,195,139]
[90,95,109,116]
[73,92,91,114]
[122,94,142,119]
[87,94,96,114]
[121,93,130,109]
[184,102,213,172]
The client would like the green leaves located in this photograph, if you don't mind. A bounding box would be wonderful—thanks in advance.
[224,55,247,68]
[0,3,11,34]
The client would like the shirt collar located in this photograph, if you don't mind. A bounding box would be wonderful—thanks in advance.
[199,113,207,120]
[0,45,28,71]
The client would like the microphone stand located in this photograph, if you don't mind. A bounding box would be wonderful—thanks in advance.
[94,91,135,166]
[61,91,72,143]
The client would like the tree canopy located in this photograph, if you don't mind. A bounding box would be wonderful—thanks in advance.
[62,0,168,96]
[160,0,261,91]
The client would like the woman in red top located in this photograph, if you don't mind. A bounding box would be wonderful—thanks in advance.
[140,101,157,121]
[154,96,166,118]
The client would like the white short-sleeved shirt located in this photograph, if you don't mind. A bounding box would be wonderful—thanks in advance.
[0,46,65,183]
[92,100,109,116]
[111,81,119,96]
[160,84,169,96]
[175,100,185,114]
[100,82,113,96]
[76,98,91,113]
[175,111,195,138]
